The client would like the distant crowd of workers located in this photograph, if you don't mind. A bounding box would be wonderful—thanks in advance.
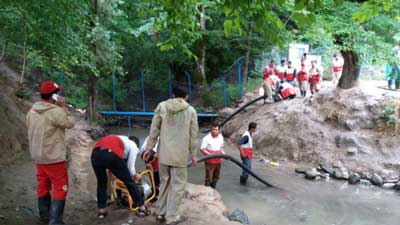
[261,53,344,103]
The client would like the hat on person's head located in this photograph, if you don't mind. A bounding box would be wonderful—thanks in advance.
[40,81,63,94]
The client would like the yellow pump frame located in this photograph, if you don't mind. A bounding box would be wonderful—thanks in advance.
[110,169,156,211]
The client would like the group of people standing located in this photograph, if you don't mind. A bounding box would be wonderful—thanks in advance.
[27,81,257,225]
[262,53,344,103]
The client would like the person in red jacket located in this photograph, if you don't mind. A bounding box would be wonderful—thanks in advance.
[276,59,287,80]
[26,81,75,225]
[200,122,224,189]
[278,80,296,100]
[309,60,321,95]
[91,135,150,219]
[238,122,257,185]
[285,61,297,85]
[262,60,277,104]
[297,63,309,97]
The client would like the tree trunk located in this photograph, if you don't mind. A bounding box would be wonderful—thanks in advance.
[88,0,98,121]
[338,50,360,89]
[196,5,207,85]
[242,46,251,85]
[88,75,97,120]
[0,38,7,62]
[20,18,28,84]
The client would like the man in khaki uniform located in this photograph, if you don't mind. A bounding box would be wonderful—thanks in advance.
[144,87,198,225]
[26,81,75,225]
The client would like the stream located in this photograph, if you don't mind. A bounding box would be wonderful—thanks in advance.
[109,127,400,225]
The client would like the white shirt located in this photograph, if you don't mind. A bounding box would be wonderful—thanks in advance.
[140,136,158,153]
[118,135,139,176]
[200,133,224,154]
[333,57,344,67]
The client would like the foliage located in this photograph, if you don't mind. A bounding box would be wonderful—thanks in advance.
[380,103,397,125]
[1,0,399,112]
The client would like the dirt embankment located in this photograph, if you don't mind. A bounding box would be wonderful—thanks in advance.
[223,82,400,180]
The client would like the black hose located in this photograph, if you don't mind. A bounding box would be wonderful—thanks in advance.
[187,154,275,188]
[203,95,266,133]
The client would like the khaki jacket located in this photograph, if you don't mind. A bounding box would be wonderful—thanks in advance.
[146,98,198,167]
[26,102,75,164]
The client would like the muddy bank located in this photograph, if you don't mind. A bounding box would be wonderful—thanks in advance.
[223,81,400,182]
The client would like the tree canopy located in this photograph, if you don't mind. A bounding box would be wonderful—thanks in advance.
[0,0,398,113]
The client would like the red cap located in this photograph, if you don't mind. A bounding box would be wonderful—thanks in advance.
[40,81,63,94]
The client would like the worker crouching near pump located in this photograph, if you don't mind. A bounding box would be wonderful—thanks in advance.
[275,80,296,101]
[200,122,225,189]
[91,135,151,219]
[238,122,257,185]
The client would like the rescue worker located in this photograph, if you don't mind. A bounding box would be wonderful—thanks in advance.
[143,87,199,225]
[302,53,311,71]
[276,59,287,80]
[332,53,344,86]
[26,81,75,225]
[278,80,296,100]
[140,136,160,202]
[91,135,150,219]
[238,122,257,185]
[262,60,277,104]
[387,60,400,89]
[285,61,297,86]
[309,60,321,95]
[297,63,309,97]
[200,122,225,189]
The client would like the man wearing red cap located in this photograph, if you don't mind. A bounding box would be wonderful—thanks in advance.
[26,81,75,225]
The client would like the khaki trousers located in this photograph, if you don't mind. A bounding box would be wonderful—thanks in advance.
[156,163,187,222]
[263,80,273,100]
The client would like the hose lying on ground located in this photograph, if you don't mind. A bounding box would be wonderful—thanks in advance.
[187,154,275,188]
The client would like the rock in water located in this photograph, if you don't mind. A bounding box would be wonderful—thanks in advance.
[394,182,400,191]
[349,173,361,184]
[228,209,249,225]
[305,168,321,180]
[333,167,349,180]
[370,174,384,187]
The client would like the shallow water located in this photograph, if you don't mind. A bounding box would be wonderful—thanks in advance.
[109,127,400,225]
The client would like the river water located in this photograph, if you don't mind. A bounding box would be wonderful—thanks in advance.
[109,127,400,225]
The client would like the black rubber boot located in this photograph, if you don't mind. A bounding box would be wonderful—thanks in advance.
[388,80,393,89]
[396,80,400,89]
[38,194,51,223]
[205,180,211,187]
[240,176,248,185]
[210,181,217,189]
[49,200,68,225]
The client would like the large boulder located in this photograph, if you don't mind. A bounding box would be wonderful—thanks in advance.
[180,184,241,225]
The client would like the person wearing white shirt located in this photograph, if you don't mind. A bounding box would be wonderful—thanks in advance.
[200,123,224,189]
[91,135,150,219]
[332,53,344,86]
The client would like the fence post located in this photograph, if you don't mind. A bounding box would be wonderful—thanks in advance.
[127,116,132,135]
[112,68,116,111]
[184,71,192,104]
[168,65,172,98]
[141,68,146,112]
[58,72,64,95]
[238,61,243,98]
[222,78,227,108]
